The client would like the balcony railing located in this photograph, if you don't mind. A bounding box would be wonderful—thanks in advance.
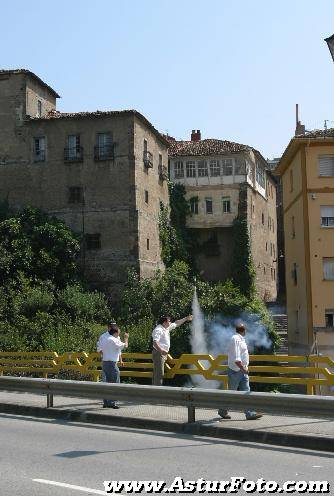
[159,164,168,180]
[34,150,46,162]
[94,144,114,161]
[64,146,83,162]
[143,150,153,168]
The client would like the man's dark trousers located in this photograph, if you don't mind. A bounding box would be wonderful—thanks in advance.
[102,361,120,407]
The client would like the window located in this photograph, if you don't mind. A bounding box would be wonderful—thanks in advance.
[270,243,273,256]
[186,161,196,178]
[147,238,150,250]
[33,136,46,162]
[210,159,220,177]
[174,161,184,179]
[262,213,264,225]
[222,196,231,213]
[246,161,253,179]
[222,158,233,176]
[190,197,199,215]
[65,135,82,161]
[323,258,334,280]
[318,155,334,177]
[268,216,271,230]
[95,132,113,160]
[271,268,273,280]
[274,268,276,280]
[197,160,208,177]
[292,263,298,285]
[145,190,149,203]
[234,158,246,175]
[291,216,295,238]
[37,100,42,117]
[273,245,276,259]
[143,139,153,167]
[265,242,268,252]
[256,163,265,188]
[321,206,334,227]
[85,233,101,250]
[205,198,213,214]
[325,310,334,327]
[68,187,83,204]
[289,169,294,192]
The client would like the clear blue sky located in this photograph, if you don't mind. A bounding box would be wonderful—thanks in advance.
[2,0,334,158]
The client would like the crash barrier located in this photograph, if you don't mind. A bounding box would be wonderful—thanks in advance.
[0,376,334,422]
[0,352,334,395]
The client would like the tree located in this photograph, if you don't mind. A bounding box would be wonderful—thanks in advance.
[231,216,256,299]
[0,207,81,286]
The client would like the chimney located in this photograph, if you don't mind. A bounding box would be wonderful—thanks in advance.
[191,129,201,141]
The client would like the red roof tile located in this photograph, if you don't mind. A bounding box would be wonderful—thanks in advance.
[168,138,251,157]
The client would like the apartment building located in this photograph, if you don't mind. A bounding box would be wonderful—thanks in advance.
[276,129,334,355]
[169,130,277,301]
[0,69,169,294]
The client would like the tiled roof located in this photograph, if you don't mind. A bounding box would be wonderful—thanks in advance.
[0,69,60,98]
[30,109,169,146]
[296,128,334,139]
[168,138,251,157]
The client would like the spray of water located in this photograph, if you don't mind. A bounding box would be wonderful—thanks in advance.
[189,289,272,388]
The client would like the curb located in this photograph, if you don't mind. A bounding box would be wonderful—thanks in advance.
[0,402,333,453]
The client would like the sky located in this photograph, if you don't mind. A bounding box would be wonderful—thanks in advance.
[2,0,334,158]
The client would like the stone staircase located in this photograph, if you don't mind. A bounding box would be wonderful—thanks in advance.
[272,314,288,354]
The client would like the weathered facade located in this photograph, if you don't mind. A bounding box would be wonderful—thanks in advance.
[276,129,334,356]
[169,131,277,301]
[0,70,169,294]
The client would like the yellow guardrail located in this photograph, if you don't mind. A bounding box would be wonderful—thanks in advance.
[0,352,333,395]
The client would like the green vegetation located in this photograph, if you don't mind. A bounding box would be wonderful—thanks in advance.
[0,207,111,353]
[0,195,278,363]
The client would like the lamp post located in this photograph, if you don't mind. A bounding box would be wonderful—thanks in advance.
[325,34,334,63]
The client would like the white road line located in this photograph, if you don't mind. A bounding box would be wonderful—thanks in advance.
[32,479,107,495]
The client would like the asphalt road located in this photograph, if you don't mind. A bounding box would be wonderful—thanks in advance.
[0,412,333,495]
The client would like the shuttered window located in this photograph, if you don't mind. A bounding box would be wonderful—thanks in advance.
[321,206,334,227]
[323,258,334,280]
[318,155,334,176]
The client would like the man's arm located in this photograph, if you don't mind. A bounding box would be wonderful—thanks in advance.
[153,340,168,355]
[174,315,193,327]
[233,341,248,374]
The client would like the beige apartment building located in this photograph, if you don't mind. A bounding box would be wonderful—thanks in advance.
[169,131,277,301]
[276,129,334,356]
[0,69,169,294]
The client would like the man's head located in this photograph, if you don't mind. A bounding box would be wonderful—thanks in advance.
[235,322,246,336]
[108,324,120,337]
[158,316,171,328]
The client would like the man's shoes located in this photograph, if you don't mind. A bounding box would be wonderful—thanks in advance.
[246,413,263,420]
[218,410,231,419]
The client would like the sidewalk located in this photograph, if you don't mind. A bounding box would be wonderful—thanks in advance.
[0,390,333,452]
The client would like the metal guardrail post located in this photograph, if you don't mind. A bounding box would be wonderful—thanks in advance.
[187,406,195,423]
[46,393,54,408]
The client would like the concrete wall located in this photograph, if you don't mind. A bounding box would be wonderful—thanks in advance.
[305,145,334,330]
[134,116,169,279]
[247,175,277,302]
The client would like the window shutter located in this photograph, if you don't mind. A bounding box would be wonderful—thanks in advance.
[318,156,334,176]
[321,206,334,217]
[323,258,334,280]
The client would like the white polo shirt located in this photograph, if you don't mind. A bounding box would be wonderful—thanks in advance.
[98,334,126,362]
[228,333,249,372]
[152,323,177,353]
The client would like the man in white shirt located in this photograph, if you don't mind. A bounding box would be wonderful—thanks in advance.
[218,323,262,420]
[152,315,192,386]
[97,324,129,408]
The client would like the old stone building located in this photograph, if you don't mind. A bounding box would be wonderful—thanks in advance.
[169,131,277,301]
[0,69,169,294]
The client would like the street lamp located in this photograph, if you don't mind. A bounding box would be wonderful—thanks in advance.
[325,34,334,63]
